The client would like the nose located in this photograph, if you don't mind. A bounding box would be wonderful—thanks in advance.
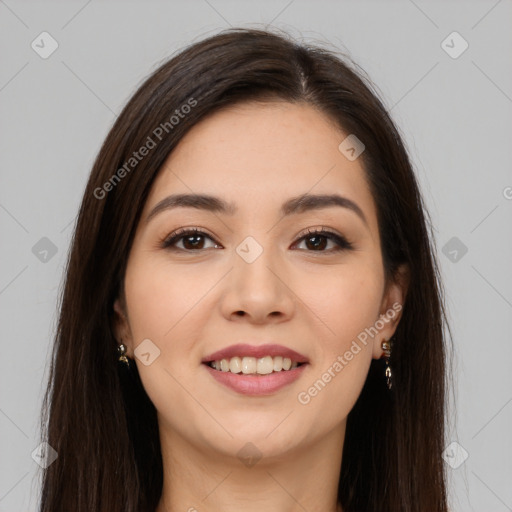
[219,245,296,325]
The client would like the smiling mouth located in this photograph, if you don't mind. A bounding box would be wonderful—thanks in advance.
[204,355,306,376]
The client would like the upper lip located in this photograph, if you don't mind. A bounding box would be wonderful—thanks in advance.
[202,343,309,364]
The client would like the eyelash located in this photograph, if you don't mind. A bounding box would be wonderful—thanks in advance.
[160,227,354,253]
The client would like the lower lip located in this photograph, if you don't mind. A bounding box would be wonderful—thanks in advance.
[203,363,308,396]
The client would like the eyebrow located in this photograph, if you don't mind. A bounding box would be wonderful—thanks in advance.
[145,192,368,226]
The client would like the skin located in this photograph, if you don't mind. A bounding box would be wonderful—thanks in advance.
[113,101,408,512]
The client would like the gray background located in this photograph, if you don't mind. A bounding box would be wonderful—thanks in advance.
[1,1,511,510]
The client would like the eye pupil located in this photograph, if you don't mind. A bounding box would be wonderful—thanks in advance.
[183,235,204,250]
[306,235,327,250]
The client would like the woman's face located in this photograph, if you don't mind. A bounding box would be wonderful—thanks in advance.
[114,100,406,462]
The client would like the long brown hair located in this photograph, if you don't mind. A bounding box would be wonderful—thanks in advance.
[37,27,451,511]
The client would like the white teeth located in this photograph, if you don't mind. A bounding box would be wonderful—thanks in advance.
[241,357,256,374]
[257,356,274,374]
[229,357,242,373]
[209,355,303,375]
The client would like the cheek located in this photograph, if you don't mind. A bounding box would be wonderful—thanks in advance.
[124,258,210,348]
[123,256,225,406]
[301,260,383,353]
[293,262,382,422]
[123,259,213,421]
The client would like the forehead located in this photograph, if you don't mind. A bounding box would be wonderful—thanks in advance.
[144,101,378,230]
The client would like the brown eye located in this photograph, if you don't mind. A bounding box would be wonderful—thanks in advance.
[294,228,353,252]
[181,233,207,250]
[162,228,220,251]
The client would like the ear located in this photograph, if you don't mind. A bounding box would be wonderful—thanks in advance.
[112,296,133,356]
[371,263,410,359]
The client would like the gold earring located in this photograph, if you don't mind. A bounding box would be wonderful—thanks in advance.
[381,339,393,390]
[117,343,130,368]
